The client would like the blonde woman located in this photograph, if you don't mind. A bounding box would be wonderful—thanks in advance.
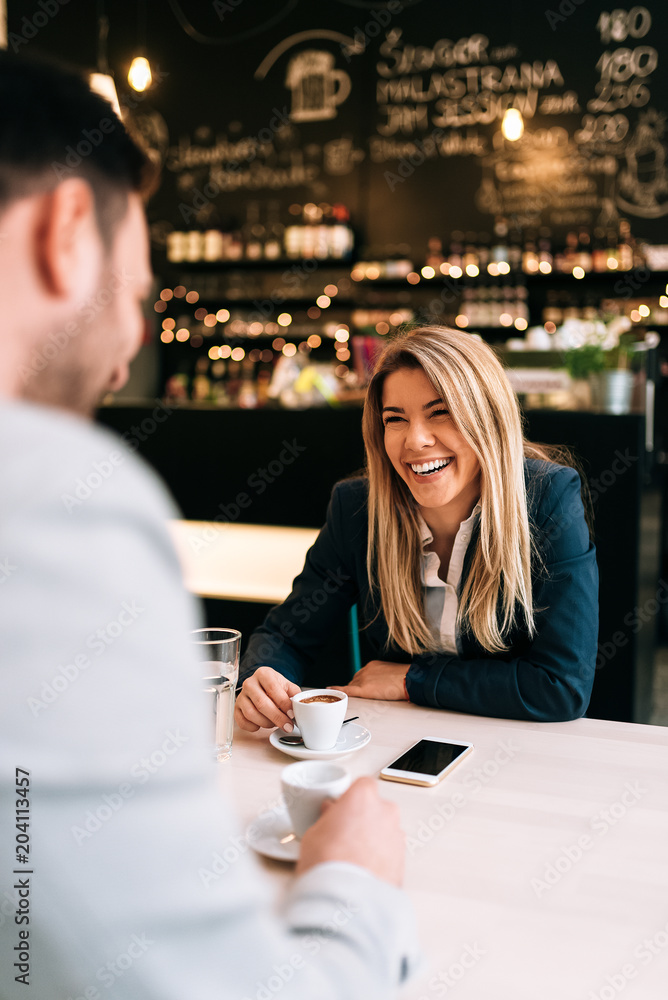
[235,326,598,732]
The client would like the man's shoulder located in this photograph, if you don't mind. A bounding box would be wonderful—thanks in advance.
[0,400,179,520]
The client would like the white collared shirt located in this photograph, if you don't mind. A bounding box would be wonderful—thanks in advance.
[419,504,481,654]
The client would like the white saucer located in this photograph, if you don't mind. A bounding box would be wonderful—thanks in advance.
[246,805,300,862]
[269,723,371,760]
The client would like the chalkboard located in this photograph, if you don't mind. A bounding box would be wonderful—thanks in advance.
[10,0,668,257]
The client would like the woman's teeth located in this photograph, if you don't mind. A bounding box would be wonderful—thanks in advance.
[410,458,452,476]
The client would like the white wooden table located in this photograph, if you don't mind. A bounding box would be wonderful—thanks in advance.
[220,699,668,1000]
[168,520,318,603]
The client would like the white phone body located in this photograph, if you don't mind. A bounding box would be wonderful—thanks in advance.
[379,737,474,787]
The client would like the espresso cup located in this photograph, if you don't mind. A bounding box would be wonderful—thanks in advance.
[281,761,351,837]
[291,689,347,750]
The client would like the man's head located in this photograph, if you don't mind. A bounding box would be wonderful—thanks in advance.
[0,52,156,416]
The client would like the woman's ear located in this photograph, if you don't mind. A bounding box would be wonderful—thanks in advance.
[35,178,102,300]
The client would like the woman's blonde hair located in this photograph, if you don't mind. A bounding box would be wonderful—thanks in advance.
[362,325,557,656]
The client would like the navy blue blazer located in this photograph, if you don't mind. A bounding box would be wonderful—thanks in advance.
[240,460,599,722]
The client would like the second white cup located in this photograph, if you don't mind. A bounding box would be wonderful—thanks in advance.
[281,761,351,837]
[291,689,348,750]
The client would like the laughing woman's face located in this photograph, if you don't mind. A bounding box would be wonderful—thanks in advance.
[381,367,481,517]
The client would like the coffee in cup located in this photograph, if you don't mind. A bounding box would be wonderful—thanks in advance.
[291,689,347,750]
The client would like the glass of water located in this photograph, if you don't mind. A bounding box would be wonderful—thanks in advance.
[192,628,241,761]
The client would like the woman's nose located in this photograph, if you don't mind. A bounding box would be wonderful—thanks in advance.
[404,418,435,450]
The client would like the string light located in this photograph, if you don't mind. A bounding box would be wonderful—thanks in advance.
[128,55,152,92]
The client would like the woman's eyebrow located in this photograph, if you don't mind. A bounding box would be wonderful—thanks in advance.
[381,398,444,413]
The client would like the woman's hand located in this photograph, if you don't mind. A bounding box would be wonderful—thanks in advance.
[234,666,301,732]
[329,660,410,701]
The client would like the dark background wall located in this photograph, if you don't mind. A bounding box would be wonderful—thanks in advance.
[8,0,668,256]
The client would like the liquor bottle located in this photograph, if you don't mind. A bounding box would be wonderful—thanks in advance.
[491,217,510,272]
[210,360,230,406]
[166,230,187,263]
[185,228,204,263]
[477,285,492,329]
[522,230,540,274]
[508,224,523,273]
[576,229,593,272]
[467,286,481,327]
[264,200,284,260]
[203,229,224,262]
[463,233,480,277]
[488,283,502,326]
[538,228,553,274]
[448,231,464,271]
[330,203,354,260]
[459,287,474,326]
[562,231,578,274]
[605,229,620,271]
[243,201,264,260]
[477,233,491,274]
[617,219,634,271]
[191,357,212,402]
[515,284,529,326]
[542,291,562,329]
[425,237,444,270]
[591,228,608,273]
[501,284,516,326]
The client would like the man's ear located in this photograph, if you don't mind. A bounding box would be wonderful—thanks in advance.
[35,178,102,299]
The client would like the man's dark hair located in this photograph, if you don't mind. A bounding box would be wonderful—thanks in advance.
[0,51,155,244]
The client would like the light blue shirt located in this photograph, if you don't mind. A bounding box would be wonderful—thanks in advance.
[0,399,417,1000]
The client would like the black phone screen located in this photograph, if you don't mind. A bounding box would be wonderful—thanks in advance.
[387,739,469,775]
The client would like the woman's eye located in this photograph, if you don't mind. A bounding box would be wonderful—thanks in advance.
[383,415,404,425]
[430,409,449,418]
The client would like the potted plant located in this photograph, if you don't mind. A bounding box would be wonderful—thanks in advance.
[559,317,636,413]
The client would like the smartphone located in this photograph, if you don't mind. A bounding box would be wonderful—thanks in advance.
[379,737,474,787]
